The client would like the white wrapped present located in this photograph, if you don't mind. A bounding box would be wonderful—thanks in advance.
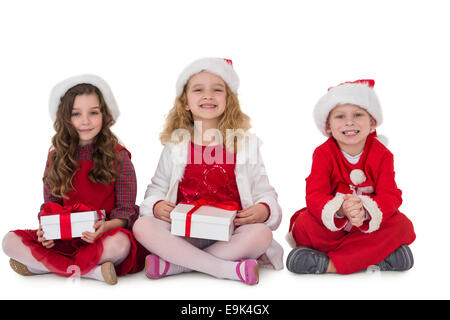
[170,201,238,241]
[40,204,105,240]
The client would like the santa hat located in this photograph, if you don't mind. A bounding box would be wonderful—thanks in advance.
[49,74,120,122]
[314,79,382,136]
[175,57,239,96]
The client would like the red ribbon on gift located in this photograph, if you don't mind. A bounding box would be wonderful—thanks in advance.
[40,202,105,240]
[178,200,239,237]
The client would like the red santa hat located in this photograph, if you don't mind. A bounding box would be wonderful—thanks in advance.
[314,79,382,136]
[49,74,120,122]
[175,57,239,96]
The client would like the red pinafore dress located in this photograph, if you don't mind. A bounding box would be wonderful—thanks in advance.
[177,141,242,208]
[12,145,147,277]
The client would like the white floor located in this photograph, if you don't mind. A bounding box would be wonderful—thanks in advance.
[0,226,445,300]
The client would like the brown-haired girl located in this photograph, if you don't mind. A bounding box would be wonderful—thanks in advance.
[133,58,283,285]
[2,75,145,284]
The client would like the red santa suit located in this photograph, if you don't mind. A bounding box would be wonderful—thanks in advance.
[289,132,416,274]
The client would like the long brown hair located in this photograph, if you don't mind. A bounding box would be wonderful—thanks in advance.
[44,83,120,199]
[160,82,251,152]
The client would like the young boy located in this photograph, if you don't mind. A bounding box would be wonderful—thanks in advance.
[287,79,416,274]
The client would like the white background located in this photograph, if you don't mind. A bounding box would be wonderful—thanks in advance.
[0,0,449,300]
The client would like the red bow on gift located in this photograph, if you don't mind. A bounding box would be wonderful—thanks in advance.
[178,200,239,237]
[40,202,104,240]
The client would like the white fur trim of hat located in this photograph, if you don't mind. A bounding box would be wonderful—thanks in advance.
[175,57,239,96]
[314,79,382,136]
[49,74,120,122]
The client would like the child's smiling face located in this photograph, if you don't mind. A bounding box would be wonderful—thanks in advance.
[185,71,227,124]
[70,93,103,146]
[326,104,376,155]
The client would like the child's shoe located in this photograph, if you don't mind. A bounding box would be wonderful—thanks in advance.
[376,245,414,271]
[236,259,259,285]
[9,259,35,276]
[101,262,118,285]
[286,247,329,274]
[145,254,170,279]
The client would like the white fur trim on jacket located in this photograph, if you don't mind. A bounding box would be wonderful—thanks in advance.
[49,74,120,122]
[285,231,297,248]
[175,57,239,96]
[314,82,382,136]
[321,193,346,231]
[359,195,383,233]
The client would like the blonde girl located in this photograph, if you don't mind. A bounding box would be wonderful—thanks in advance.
[133,58,283,285]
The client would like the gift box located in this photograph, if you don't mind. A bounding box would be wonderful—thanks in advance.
[40,203,105,240]
[170,200,238,241]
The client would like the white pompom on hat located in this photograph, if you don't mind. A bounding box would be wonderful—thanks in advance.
[314,79,382,136]
[49,74,120,122]
[175,57,239,96]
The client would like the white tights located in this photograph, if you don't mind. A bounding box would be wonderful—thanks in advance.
[2,231,131,282]
[132,216,273,280]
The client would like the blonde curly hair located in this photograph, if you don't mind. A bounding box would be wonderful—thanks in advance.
[160,81,251,153]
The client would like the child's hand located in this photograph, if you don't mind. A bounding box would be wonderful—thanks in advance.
[341,194,362,215]
[154,201,176,223]
[81,218,127,243]
[37,226,55,249]
[234,204,269,227]
[342,194,365,227]
[348,208,365,227]
[82,220,109,243]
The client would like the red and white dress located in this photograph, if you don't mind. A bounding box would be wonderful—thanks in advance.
[288,132,416,274]
[12,144,147,277]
